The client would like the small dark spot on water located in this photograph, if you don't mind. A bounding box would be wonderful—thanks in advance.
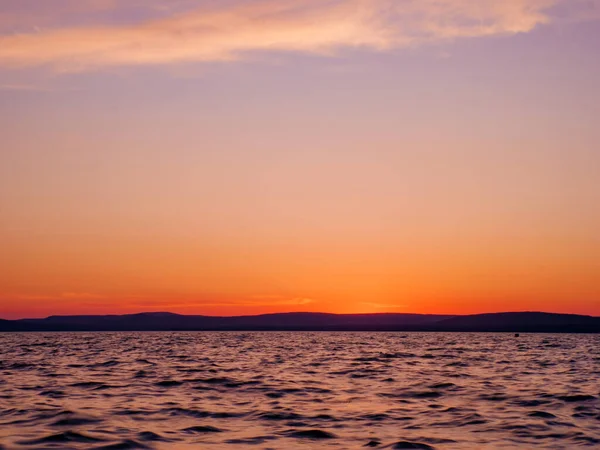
[528,411,556,419]
[286,420,309,427]
[40,389,66,398]
[412,391,443,399]
[137,431,171,442]
[558,394,596,402]
[265,391,284,398]
[286,429,337,439]
[429,383,455,390]
[196,377,233,385]
[386,441,436,449]
[155,380,183,387]
[52,416,101,427]
[70,381,106,389]
[90,439,151,450]
[225,435,278,444]
[361,413,390,421]
[515,399,552,407]
[95,360,120,367]
[182,425,224,433]
[480,394,508,402]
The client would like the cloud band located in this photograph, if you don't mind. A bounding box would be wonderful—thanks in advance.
[0,0,596,71]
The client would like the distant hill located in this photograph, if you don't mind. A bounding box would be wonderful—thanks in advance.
[0,311,598,332]
[431,312,600,332]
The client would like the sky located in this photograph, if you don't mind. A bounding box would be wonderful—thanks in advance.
[1,0,599,319]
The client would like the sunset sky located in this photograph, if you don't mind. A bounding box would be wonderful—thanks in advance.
[1,0,599,319]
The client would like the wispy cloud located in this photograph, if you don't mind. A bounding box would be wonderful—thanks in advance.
[249,294,315,305]
[13,292,107,300]
[0,83,50,91]
[360,301,407,310]
[60,292,107,299]
[0,0,597,71]
[0,83,82,92]
[205,296,316,307]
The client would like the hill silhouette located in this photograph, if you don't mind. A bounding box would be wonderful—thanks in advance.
[0,311,598,332]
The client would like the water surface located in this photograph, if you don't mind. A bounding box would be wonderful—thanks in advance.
[1,332,599,449]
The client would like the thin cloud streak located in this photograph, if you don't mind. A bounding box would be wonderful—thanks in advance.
[0,83,51,91]
[0,0,596,71]
[0,83,82,92]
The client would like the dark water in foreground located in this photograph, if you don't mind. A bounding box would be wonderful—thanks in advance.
[0,333,599,449]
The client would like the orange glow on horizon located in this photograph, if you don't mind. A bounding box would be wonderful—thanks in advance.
[2,229,599,319]
[2,196,599,319]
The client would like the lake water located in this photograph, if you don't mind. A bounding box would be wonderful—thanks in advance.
[0,332,599,449]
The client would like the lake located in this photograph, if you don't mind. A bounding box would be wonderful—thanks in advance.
[0,332,599,449]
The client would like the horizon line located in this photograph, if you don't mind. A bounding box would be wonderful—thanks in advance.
[3,310,599,321]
